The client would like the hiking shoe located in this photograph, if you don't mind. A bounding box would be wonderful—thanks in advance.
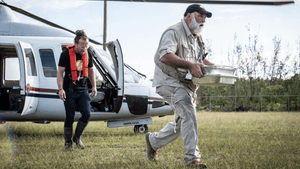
[145,132,158,161]
[186,160,207,168]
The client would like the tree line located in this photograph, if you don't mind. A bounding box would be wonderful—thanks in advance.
[197,24,300,112]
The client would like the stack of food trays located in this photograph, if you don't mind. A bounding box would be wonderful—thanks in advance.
[192,65,237,86]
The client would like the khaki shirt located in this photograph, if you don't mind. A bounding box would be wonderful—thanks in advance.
[153,19,204,91]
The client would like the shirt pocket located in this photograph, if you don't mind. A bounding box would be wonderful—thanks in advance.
[181,44,191,60]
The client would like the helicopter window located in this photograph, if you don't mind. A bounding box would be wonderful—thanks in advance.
[124,66,139,83]
[94,46,139,84]
[4,58,20,80]
[94,65,103,87]
[25,48,37,76]
[94,46,118,79]
[39,49,57,77]
[107,63,140,83]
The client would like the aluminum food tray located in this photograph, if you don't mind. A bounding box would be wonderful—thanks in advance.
[192,65,237,86]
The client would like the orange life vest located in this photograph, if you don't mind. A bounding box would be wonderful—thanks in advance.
[66,45,88,84]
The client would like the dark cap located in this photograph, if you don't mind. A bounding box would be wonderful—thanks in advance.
[184,4,212,18]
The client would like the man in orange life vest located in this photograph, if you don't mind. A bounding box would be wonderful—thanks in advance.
[57,30,97,150]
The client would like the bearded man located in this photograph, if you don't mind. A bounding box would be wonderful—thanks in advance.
[145,4,214,168]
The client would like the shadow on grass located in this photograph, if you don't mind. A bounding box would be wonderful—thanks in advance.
[8,125,140,139]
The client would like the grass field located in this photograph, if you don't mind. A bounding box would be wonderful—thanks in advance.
[0,112,299,169]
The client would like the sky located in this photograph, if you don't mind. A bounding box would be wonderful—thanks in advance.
[4,0,300,79]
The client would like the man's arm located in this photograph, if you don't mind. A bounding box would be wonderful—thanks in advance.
[57,66,66,101]
[88,67,97,98]
[160,53,205,78]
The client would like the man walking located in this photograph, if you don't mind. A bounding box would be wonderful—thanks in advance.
[146,4,214,168]
[57,30,97,150]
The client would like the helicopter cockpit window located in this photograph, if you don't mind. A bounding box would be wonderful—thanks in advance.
[94,65,103,87]
[124,66,139,83]
[94,46,139,84]
[25,48,37,76]
[39,49,57,77]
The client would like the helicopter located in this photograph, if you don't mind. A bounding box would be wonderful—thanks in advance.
[0,0,294,133]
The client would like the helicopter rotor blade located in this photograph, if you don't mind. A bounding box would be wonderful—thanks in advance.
[85,0,294,6]
[0,0,294,47]
[0,1,102,45]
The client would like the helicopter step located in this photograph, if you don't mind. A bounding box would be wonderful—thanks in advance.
[107,118,152,133]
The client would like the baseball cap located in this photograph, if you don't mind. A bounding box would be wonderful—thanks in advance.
[184,4,212,18]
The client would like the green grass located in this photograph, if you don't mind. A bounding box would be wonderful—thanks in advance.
[0,112,299,169]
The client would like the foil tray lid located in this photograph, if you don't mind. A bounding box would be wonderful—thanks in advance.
[202,65,237,76]
[192,74,237,86]
[203,65,237,70]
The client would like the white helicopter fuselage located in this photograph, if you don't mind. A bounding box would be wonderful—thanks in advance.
[0,4,172,132]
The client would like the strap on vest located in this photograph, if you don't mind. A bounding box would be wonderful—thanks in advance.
[66,45,89,87]
[67,45,77,85]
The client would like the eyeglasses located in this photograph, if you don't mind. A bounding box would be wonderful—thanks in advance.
[79,45,89,49]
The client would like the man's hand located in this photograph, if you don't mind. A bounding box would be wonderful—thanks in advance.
[59,89,66,101]
[160,53,206,78]
[57,66,66,101]
[91,87,97,98]
[189,62,205,78]
[88,67,97,98]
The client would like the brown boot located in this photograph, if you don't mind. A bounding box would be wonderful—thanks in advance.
[72,120,88,149]
[145,132,158,161]
[186,160,207,168]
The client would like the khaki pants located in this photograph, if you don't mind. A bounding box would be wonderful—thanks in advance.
[149,86,201,165]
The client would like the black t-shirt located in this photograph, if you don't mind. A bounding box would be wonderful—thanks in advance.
[58,49,93,91]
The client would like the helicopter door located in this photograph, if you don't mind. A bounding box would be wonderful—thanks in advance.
[89,40,124,113]
[106,40,124,113]
[18,41,39,115]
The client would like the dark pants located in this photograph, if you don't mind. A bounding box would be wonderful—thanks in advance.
[64,91,91,127]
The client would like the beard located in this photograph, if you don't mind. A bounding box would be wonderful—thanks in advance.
[189,13,204,34]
